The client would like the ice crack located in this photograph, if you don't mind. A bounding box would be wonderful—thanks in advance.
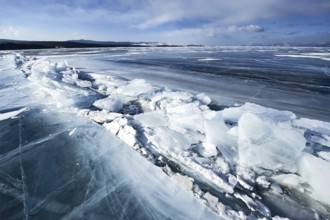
[18,116,29,220]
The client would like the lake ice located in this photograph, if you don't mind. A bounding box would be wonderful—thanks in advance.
[1,46,330,219]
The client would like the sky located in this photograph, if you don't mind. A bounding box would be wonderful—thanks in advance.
[0,0,330,45]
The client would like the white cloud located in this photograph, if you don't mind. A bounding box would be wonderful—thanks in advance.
[137,14,178,29]
[240,25,265,32]
[228,25,265,32]
[3,26,20,37]
[129,0,330,29]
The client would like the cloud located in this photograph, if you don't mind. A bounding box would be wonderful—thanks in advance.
[240,25,265,32]
[137,14,178,29]
[154,24,266,45]
[130,0,330,29]
[2,26,20,37]
[2,0,330,29]
[228,25,265,32]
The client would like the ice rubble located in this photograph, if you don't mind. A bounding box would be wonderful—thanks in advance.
[14,53,101,109]
[10,52,330,219]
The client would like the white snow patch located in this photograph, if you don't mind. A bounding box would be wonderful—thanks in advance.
[204,111,238,164]
[0,107,27,121]
[93,95,130,112]
[198,58,223,62]
[152,127,192,151]
[171,173,194,192]
[134,111,168,128]
[203,192,219,209]
[69,127,77,136]
[256,176,270,189]
[272,174,305,191]
[234,193,271,217]
[294,118,330,136]
[195,93,212,105]
[222,102,296,122]
[196,142,218,158]
[116,79,154,96]
[317,151,330,162]
[276,54,330,61]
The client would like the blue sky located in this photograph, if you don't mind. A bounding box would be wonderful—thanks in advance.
[0,0,329,45]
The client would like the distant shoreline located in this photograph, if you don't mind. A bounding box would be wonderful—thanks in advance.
[1,39,329,51]
[0,40,203,50]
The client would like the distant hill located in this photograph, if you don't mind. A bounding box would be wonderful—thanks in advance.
[0,39,189,50]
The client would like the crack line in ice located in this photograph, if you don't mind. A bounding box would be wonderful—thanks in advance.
[0,170,24,210]
[118,188,135,220]
[18,116,29,220]
[61,180,125,220]
[0,169,22,188]
[28,178,75,217]
[0,130,67,164]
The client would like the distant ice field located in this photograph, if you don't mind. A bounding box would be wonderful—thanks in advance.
[24,46,330,121]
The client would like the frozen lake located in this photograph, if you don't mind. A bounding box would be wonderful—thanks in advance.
[1,47,330,219]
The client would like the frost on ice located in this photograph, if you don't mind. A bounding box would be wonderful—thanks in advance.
[8,52,330,219]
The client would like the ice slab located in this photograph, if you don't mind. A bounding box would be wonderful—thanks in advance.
[297,152,330,206]
[93,95,128,112]
[116,79,155,96]
[134,111,168,128]
[204,111,238,164]
[238,113,306,171]
[272,174,305,192]
[222,102,296,123]
[294,118,330,136]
